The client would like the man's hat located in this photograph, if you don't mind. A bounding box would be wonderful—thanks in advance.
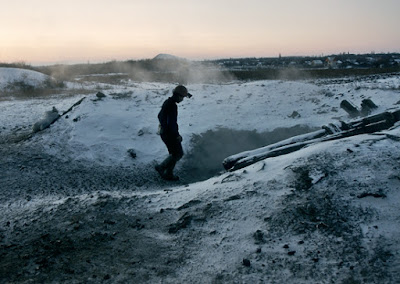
[173,85,192,98]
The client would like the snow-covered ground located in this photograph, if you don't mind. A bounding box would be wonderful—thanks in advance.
[1,67,400,283]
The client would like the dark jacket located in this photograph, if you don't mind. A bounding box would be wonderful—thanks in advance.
[158,97,179,137]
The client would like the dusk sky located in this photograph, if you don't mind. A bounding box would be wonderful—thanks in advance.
[1,0,399,65]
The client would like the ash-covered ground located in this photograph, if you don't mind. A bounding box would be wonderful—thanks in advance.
[1,69,400,283]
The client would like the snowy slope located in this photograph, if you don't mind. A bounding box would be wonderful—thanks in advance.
[1,69,400,283]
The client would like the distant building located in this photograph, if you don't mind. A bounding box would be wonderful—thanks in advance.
[326,57,337,68]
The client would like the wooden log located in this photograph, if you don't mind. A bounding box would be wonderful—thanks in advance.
[322,122,346,134]
[345,111,394,129]
[228,141,310,171]
[222,129,327,170]
[223,109,400,172]
[45,96,86,128]
[393,109,400,121]
[61,96,86,116]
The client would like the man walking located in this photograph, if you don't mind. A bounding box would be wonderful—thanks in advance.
[155,85,192,180]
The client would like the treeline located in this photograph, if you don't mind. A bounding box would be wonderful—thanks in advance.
[0,62,37,71]
[230,66,400,81]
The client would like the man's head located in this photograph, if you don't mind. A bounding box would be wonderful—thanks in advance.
[172,85,192,103]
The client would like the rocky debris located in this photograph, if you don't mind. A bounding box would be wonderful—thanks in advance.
[357,191,387,199]
[109,91,134,100]
[95,92,106,100]
[253,230,266,244]
[242,259,251,267]
[127,149,137,159]
[288,111,301,118]
[290,166,314,191]
[340,98,378,117]
[360,98,378,116]
[32,107,60,133]
[340,99,360,117]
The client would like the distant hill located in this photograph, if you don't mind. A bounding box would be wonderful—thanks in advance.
[152,54,186,61]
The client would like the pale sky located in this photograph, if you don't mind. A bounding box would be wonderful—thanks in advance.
[1,0,399,65]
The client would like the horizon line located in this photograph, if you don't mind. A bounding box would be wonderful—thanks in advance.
[2,51,400,67]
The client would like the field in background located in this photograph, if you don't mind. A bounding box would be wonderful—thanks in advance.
[1,53,400,100]
[2,53,400,82]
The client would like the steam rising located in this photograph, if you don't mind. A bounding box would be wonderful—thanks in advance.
[38,56,235,84]
[179,125,317,183]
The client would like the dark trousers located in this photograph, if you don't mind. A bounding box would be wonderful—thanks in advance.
[159,133,183,175]
[161,133,183,160]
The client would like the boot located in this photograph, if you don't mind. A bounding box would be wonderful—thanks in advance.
[156,155,179,180]
[163,173,179,181]
[155,155,171,177]
[163,171,179,181]
[163,155,179,181]
[155,164,165,177]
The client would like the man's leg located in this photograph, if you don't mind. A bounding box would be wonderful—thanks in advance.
[157,134,183,180]
[164,155,179,179]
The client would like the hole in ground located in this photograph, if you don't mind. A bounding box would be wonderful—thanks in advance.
[178,125,318,183]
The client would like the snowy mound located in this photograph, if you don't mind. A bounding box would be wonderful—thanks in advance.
[0,67,50,89]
